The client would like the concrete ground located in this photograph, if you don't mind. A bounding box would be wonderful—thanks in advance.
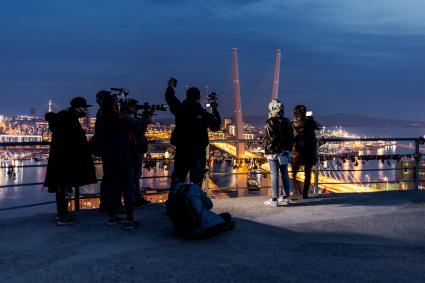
[1,191,425,283]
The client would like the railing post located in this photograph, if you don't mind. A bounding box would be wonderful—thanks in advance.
[314,162,319,195]
[414,139,421,191]
[204,144,210,193]
[314,139,321,195]
[74,186,80,211]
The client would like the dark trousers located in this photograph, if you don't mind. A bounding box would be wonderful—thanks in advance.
[99,179,106,211]
[56,187,69,217]
[292,164,313,197]
[171,148,206,187]
[133,163,145,198]
[103,165,135,221]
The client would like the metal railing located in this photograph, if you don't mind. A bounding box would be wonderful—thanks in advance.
[0,137,424,211]
[312,137,425,192]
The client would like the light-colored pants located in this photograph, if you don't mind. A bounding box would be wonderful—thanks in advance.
[269,159,291,199]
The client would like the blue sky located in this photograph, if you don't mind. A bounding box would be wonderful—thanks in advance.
[1,0,425,120]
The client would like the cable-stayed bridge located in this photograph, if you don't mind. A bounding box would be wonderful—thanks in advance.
[210,141,379,193]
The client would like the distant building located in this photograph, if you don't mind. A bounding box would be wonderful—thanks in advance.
[395,159,425,189]
[0,134,43,143]
[90,118,96,129]
[223,118,232,131]
[229,125,236,136]
[243,133,254,140]
[0,115,5,133]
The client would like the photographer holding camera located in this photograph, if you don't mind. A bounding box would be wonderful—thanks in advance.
[120,98,152,208]
[92,94,140,230]
[165,78,221,187]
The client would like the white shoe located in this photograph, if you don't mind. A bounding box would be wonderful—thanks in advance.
[278,196,290,206]
[264,198,279,207]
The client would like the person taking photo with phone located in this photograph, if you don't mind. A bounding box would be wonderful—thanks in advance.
[164,78,221,187]
[291,105,321,199]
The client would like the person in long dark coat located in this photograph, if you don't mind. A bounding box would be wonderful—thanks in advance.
[44,97,97,225]
[291,105,320,199]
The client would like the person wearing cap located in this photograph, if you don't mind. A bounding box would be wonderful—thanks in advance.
[44,97,97,225]
[164,78,221,187]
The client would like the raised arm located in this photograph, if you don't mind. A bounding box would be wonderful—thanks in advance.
[164,80,181,116]
[206,108,221,132]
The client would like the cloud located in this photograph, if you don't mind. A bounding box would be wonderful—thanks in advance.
[283,0,425,35]
[1,0,425,119]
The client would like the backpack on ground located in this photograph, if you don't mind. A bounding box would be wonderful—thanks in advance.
[165,184,201,234]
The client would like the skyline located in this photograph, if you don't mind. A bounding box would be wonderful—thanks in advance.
[1,1,425,120]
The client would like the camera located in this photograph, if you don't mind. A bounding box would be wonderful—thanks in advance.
[110,87,129,98]
[136,102,167,112]
[108,87,167,116]
[109,87,130,112]
[206,92,218,111]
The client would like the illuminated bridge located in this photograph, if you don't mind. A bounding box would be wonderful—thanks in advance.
[145,131,424,194]
[210,140,380,194]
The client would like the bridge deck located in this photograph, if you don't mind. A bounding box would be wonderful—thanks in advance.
[211,142,379,193]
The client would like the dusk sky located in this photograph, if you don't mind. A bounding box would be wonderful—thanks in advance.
[1,0,425,120]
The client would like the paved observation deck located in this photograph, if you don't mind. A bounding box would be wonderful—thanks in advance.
[1,191,425,283]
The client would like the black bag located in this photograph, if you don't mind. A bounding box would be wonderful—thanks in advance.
[165,184,201,234]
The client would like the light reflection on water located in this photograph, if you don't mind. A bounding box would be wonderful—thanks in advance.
[0,143,418,209]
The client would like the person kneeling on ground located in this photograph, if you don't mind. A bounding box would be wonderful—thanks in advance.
[166,183,235,238]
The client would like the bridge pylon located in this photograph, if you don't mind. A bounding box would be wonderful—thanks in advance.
[271,49,281,100]
[48,100,53,113]
[231,48,245,158]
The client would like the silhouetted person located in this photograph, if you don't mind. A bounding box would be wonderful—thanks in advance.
[121,99,152,208]
[263,99,294,206]
[92,95,139,230]
[291,105,320,199]
[94,90,112,211]
[44,97,97,225]
[165,79,221,187]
